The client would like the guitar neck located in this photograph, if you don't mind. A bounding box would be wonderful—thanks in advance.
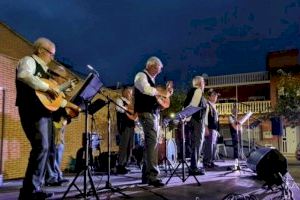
[58,81,71,92]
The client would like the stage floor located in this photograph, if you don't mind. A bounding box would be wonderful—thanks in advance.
[1,159,300,200]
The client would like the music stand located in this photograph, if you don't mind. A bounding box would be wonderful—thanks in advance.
[62,73,103,200]
[238,111,253,160]
[165,106,201,186]
[224,111,253,175]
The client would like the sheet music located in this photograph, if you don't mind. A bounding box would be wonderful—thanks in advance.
[163,105,201,126]
[239,111,253,125]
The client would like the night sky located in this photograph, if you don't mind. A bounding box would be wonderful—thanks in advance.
[1,0,300,87]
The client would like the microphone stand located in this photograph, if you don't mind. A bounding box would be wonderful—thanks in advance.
[96,91,131,198]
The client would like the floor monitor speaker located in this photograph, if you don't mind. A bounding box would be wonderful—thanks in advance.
[247,147,287,186]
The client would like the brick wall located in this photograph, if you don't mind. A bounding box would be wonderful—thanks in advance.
[0,54,27,179]
[0,21,121,179]
[0,23,34,59]
[0,54,120,179]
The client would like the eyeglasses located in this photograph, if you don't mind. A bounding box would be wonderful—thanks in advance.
[42,47,55,57]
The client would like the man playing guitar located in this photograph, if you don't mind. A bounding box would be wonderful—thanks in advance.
[116,87,136,174]
[16,37,80,200]
[134,56,173,187]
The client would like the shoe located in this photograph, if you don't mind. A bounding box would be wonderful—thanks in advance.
[45,181,62,186]
[148,179,165,187]
[116,165,130,174]
[203,162,215,169]
[189,168,205,176]
[58,178,69,184]
[19,188,54,200]
[198,168,206,175]
[32,191,54,200]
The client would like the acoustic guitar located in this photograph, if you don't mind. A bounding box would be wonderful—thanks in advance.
[36,78,77,111]
[126,106,138,121]
[118,98,138,121]
[156,81,174,110]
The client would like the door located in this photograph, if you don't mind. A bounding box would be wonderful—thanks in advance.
[284,126,298,154]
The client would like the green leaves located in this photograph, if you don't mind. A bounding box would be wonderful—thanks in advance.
[273,73,300,126]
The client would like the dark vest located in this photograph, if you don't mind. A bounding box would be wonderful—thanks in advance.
[183,87,207,121]
[116,99,135,133]
[15,57,51,117]
[229,114,238,134]
[207,103,219,130]
[134,72,159,113]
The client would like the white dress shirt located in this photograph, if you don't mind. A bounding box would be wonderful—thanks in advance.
[134,70,158,96]
[116,97,130,113]
[186,87,203,121]
[17,54,67,107]
[189,88,203,107]
[17,55,50,92]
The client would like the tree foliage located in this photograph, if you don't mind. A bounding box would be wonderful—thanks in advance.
[161,89,186,119]
[272,72,300,126]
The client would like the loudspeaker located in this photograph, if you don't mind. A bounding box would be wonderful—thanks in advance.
[247,147,287,186]
[75,147,94,172]
[271,117,283,136]
[94,152,117,172]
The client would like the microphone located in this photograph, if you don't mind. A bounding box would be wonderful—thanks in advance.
[87,64,94,71]
[87,64,100,77]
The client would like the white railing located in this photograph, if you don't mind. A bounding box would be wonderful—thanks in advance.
[206,71,270,87]
[216,101,271,115]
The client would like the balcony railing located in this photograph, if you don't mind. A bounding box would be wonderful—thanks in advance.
[206,71,270,87]
[216,101,272,115]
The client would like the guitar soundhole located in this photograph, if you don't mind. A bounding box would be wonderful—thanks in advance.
[47,94,54,103]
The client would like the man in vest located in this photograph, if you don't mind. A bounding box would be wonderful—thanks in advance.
[116,87,136,174]
[16,37,80,200]
[203,88,220,168]
[183,76,206,175]
[134,56,171,187]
